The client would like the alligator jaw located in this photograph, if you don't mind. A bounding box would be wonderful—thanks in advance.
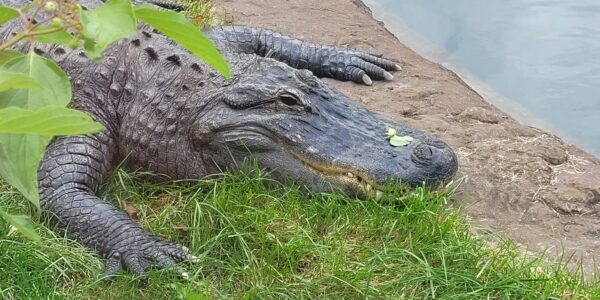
[289,150,385,197]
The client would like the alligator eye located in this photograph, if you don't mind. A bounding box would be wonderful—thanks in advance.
[279,93,302,107]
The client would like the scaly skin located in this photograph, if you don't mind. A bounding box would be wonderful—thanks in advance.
[0,1,457,276]
[206,26,400,85]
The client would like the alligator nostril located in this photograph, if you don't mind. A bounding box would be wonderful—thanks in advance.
[413,143,433,160]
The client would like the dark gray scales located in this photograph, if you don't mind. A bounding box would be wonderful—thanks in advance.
[0,0,457,276]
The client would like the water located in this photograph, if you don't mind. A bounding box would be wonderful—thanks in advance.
[364,0,600,156]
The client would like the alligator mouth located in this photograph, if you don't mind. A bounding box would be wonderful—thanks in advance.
[289,151,385,199]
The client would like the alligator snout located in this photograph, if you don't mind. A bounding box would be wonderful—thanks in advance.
[411,138,451,161]
[409,138,458,186]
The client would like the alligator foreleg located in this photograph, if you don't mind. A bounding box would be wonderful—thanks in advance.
[38,132,191,276]
[205,25,401,85]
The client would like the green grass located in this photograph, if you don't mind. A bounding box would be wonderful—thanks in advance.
[179,0,216,26]
[1,168,600,299]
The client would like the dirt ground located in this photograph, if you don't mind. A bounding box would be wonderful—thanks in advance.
[217,0,600,274]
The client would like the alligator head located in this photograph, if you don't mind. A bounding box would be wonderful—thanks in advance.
[191,56,458,196]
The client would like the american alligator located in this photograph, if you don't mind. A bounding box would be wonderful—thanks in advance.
[1,0,458,276]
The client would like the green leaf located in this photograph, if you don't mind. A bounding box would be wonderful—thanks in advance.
[0,50,22,64]
[0,70,41,92]
[34,27,78,47]
[0,207,41,242]
[389,135,414,147]
[0,6,19,26]
[135,4,231,79]
[387,128,397,139]
[0,53,71,109]
[0,54,72,208]
[0,106,102,206]
[0,133,48,207]
[81,0,136,60]
[0,106,104,135]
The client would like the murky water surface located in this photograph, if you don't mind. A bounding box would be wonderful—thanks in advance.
[368,0,600,155]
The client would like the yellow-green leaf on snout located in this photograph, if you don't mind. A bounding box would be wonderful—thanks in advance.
[0,71,41,92]
[390,135,414,147]
[0,106,104,135]
[387,128,397,139]
[134,4,231,79]
[0,207,41,242]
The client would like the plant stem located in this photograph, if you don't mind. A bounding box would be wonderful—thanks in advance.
[0,32,28,51]
[0,27,63,51]
[29,27,63,36]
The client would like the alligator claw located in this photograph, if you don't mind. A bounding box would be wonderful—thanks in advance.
[383,71,394,81]
[102,253,122,278]
[101,235,192,279]
[343,50,400,85]
[189,255,200,264]
[362,74,373,86]
[180,271,190,280]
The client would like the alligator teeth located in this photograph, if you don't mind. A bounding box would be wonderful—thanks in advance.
[375,190,383,201]
[366,184,372,192]
[347,172,354,178]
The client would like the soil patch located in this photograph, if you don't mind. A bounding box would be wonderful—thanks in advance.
[218,0,600,274]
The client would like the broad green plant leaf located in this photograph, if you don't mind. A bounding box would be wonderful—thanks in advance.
[0,132,49,207]
[0,106,104,135]
[81,0,136,60]
[0,54,72,208]
[0,6,19,26]
[0,53,71,109]
[0,207,41,242]
[0,49,22,64]
[34,27,78,47]
[0,106,102,205]
[389,135,414,147]
[0,70,41,92]
[135,4,231,79]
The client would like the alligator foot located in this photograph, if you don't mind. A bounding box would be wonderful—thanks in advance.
[102,234,194,278]
[339,50,401,85]
[206,26,402,85]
